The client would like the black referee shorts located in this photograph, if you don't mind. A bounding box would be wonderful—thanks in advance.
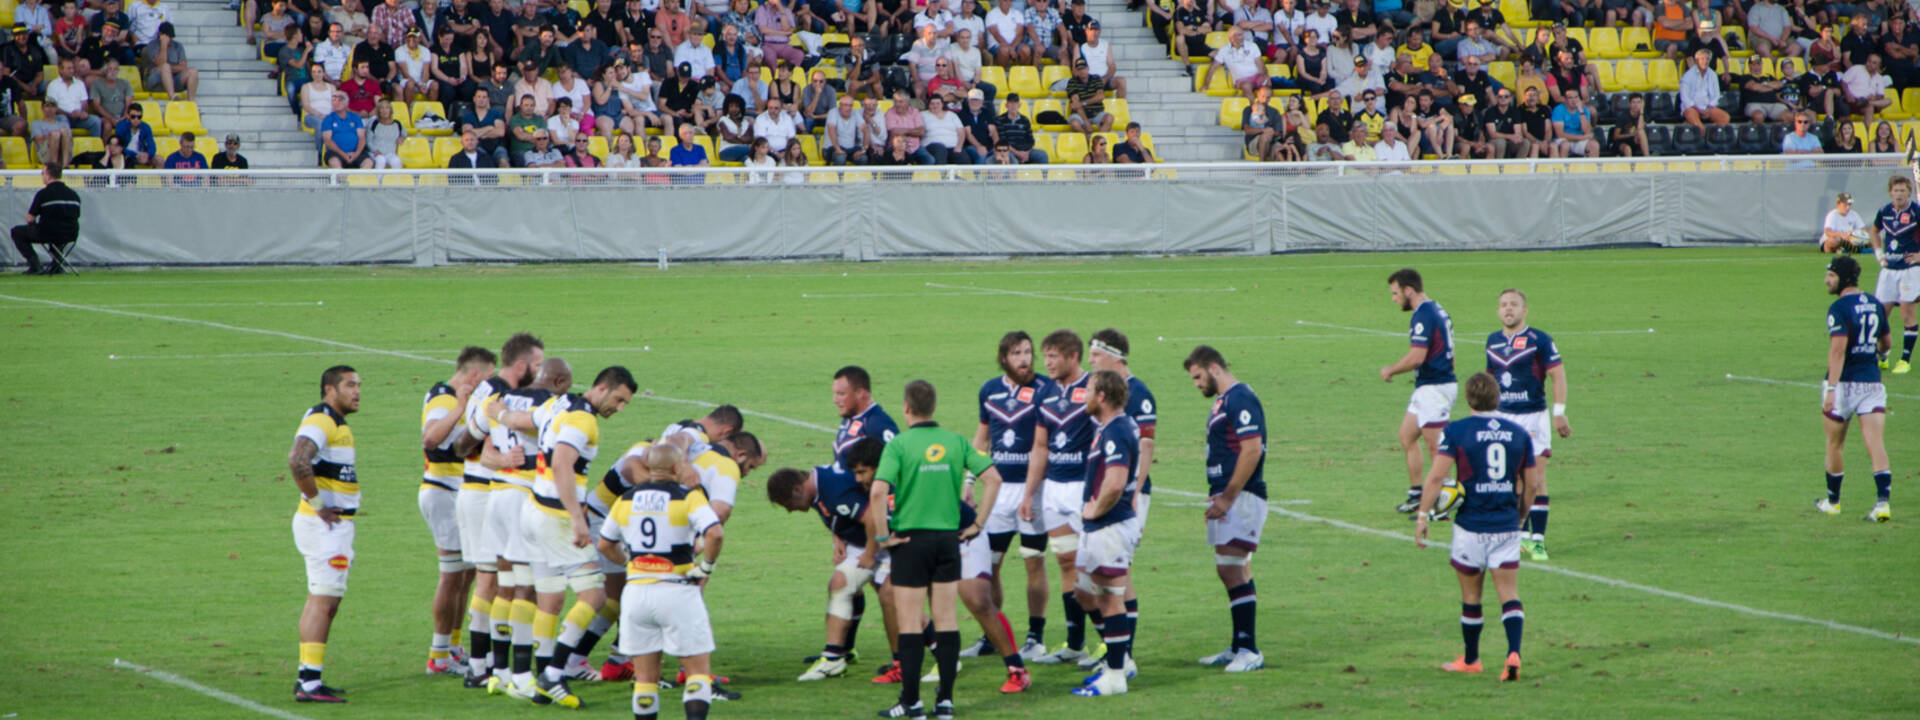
[889,530,960,588]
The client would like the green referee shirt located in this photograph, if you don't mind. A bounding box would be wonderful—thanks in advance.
[877,421,993,532]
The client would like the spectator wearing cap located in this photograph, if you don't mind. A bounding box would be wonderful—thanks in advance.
[1451,93,1492,158]
[129,0,172,46]
[1114,121,1153,163]
[320,91,372,167]
[92,0,131,38]
[371,0,416,46]
[824,94,868,165]
[512,59,554,115]
[1074,20,1125,99]
[45,58,103,139]
[1334,54,1383,103]
[1064,58,1113,132]
[659,62,702,132]
[522,128,565,167]
[82,20,138,74]
[987,93,1046,164]
[955,87,995,163]
[212,133,250,169]
[0,27,46,96]
[395,28,436,104]
[1677,47,1730,132]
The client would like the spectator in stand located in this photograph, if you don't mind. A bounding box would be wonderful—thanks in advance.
[1305,125,1344,160]
[1,27,48,95]
[1373,120,1412,167]
[92,0,131,37]
[552,64,592,123]
[321,91,372,167]
[798,68,836,131]
[1334,54,1383,103]
[913,0,956,46]
[1825,117,1862,153]
[371,0,417,46]
[1678,48,1730,131]
[1081,132,1110,163]
[1294,28,1331,94]
[1870,120,1899,153]
[825,94,867,164]
[1228,0,1273,57]
[115,102,156,166]
[476,61,511,111]
[1452,94,1491,158]
[1170,0,1209,68]
[986,0,1029,67]
[955,87,994,163]
[1205,27,1266,102]
[604,132,642,167]
[505,93,544,165]
[905,24,945,98]
[341,60,382,116]
[459,88,510,164]
[669,122,709,165]
[1839,14,1874,69]
[331,0,374,44]
[1840,53,1892,126]
[1482,88,1527,158]
[1651,0,1692,59]
[660,62,702,134]
[989,92,1045,163]
[1340,124,1375,160]
[712,23,749,89]
[980,139,1016,175]
[129,0,171,46]
[45,58,103,139]
[1515,85,1550,157]
[950,29,990,97]
[1244,84,1282,159]
[613,58,665,135]
[874,133,917,171]
[1114,121,1153,163]
[30,99,72,169]
[1413,91,1454,157]
[302,66,337,138]
[860,95,887,158]
[1269,0,1304,62]
[82,20,138,76]
[513,59,554,115]
[430,27,473,105]
[138,23,198,100]
[88,58,134,126]
[1608,93,1649,156]
[1061,57,1114,132]
[884,87,933,163]
[826,0,879,35]
[395,29,435,104]
[278,27,314,113]
[1550,87,1598,158]
[1745,0,1801,59]
[211,133,249,169]
[315,22,352,82]
[1781,110,1822,154]
[1455,20,1499,65]
[756,0,809,71]
[51,2,84,61]
[741,137,777,182]
[522,129,565,167]
[1879,15,1919,89]
[1332,0,1375,43]
[715,94,753,161]
[926,58,968,106]
[413,0,446,48]
[366,98,407,168]
[1074,21,1123,98]
[693,74,729,132]
[447,126,496,171]
[162,130,208,186]
[919,94,964,163]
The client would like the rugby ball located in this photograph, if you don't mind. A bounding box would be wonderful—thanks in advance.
[1435,482,1464,516]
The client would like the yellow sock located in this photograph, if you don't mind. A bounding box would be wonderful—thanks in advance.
[511,598,537,625]
[471,592,493,617]
[299,642,326,668]
[564,601,597,631]
[533,610,559,642]
[597,598,621,623]
[491,595,513,634]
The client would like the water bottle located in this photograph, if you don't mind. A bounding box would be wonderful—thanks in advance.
[657,248,669,271]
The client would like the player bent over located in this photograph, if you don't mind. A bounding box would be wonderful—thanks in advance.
[1819,256,1896,522]
[289,366,362,703]
[1486,291,1572,561]
[766,438,895,681]
[1184,346,1270,673]
[597,443,726,720]
[420,346,495,676]
[1070,370,1144,697]
[1381,268,1459,515]
[1869,175,1920,374]
[1414,372,1536,682]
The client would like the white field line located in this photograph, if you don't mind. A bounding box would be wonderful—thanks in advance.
[1292,320,1405,336]
[37,253,1814,287]
[802,287,1237,299]
[1153,487,1919,646]
[105,346,657,361]
[1726,373,1920,401]
[922,282,1109,304]
[1163,326,1660,343]
[0,301,324,309]
[110,659,317,720]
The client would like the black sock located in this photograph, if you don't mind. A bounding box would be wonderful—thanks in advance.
[1086,606,1106,645]
[1103,613,1132,671]
[467,625,490,668]
[896,634,925,708]
[1528,494,1549,539]
[1406,485,1422,501]
[1501,600,1525,656]
[512,643,533,675]
[1828,472,1845,503]
[491,623,511,676]
[1226,581,1258,653]
[846,592,865,653]
[1027,616,1046,644]
[922,621,936,649]
[1875,470,1893,502]
[933,630,960,702]
[1124,598,1139,655]
[574,628,604,661]
[1904,326,1917,361]
[1062,592,1086,650]
[1461,603,1484,664]
[823,643,847,660]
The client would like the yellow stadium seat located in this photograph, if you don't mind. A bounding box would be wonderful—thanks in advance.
[1503,163,1533,175]
[1777,56,1806,75]
[842,171,874,182]
[1008,66,1045,100]
[979,66,1007,93]
[390,101,415,133]
[808,170,839,183]
[1030,133,1055,159]
[1619,27,1656,57]
[1632,161,1665,172]
[1137,132,1158,160]
[163,101,207,136]
[1488,61,1516,88]
[13,173,43,187]
[911,170,944,181]
[1015,168,1044,180]
[1568,162,1598,173]
[822,33,851,46]
[1587,27,1622,59]
[1614,60,1651,91]
[587,135,610,163]
[1204,31,1229,51]
[693,135,716,161]
[1047,169,1078,180]
[1220,97,1250,129]
[1882,91,1911,122]
[154,135,179,159]
[1724,57,1747,75]
[1665,160,1697,172]
[1195,65,1235,96]
[1603,161,1633,173]
[1469,163,1499,175]
[73,136,103,157]
[1041,65,1071,97]
[1536,162,1567,173]
[1565,28,1587,47]
[410,101,452,135]
[120,66,152,100]
[705,170,736,184]
[1437,164,1468,175]
[798,134,824,166]
[1108,99,1130,128]
[1031,98,1068,130]
[1592,60,1615,91]
[759,66,775,85]
[381,172,416,186]
[1648,60,1680,91]
[568,0,589,16]
[1722,27,1752,57]
[21,102,41,123]
[1053,132,1088,163]
[344,172,380,186]
[1900,120,1920,145]
[4,136,33,168]
[431,136,462,165]
[1852,120,1869,143]
[398,136,434,168]
[1501,0,1539,26]
[418,174,448,186]
[1266,62,1292,79]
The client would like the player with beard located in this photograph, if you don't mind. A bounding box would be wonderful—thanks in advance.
[965,331,1057,661]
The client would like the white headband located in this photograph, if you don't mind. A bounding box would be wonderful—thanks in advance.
[1089,339,1125,361]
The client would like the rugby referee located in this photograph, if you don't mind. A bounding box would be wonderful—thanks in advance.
[869,380,1004,720]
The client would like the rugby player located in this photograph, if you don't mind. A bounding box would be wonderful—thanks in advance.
[1069,370,1144,698]
[420,346,496,675]
[665,428,763,699]
[462,333,545,690]
[968,331,1056,660]
[1486,291,1572,560]
[1023,330,1101,666]
[1868,175,1919,374]
[1381,268,1459,515]
[289,365,362,703]
[1414,372,1537,682]
[870,380,1003,719]
[1184,345,1268,673]
[833,365,901,678]
[481,357,571,699]
[596,444,726,720]
[769,438,892,681]
[1084,329,1153,673]
[659,405,746,473]
[1818,256,1896,522]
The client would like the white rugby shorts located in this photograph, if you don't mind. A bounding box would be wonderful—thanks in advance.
[293,513,355,596]
[839,544,892,586]
[960,531,992,580]
[1204,493,1267,551]
[522,502,601,576]
[984,481,1043,536]
[1133,490,1151,527]
[1492,410,1552,458]
[1407,382,1459,429]
[456,484,494,564]
[1041,480,1086,535]
[418,484,461,553]
[1826,381,1889,422]
[616,581,716,657]
[1074,519,1141,578]
[1449,526,1522,573]
[1876,266,1920,305]
[486,485,533,563]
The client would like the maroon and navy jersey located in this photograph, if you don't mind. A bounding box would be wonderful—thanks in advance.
[835,403,898,465]
[1124,375,1157,495]
[1828,292,1889,384]
[1484,328,1562,414]
[1875,202,1917,270]
[1437,414,1536,534]
[1204,382,1267,500]
[1409,298,1456,386]
[1082,414,1140,532]
[812,461,871,546]
[978,374,1058,484]
[1039,372,1095,484]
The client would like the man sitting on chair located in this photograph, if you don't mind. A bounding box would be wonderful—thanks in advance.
[11,161,82,275]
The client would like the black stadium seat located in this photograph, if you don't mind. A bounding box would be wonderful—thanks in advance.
[1705,125,1737,154]
[1648,92,1680,124]
[1647,124,1675,155]
[1671,125,1705,155]
[1737,124,1772,154]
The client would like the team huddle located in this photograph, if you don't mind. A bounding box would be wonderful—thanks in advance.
[272,263,1847,717]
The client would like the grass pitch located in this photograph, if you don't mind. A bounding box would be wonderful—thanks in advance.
[1,247,1915,719]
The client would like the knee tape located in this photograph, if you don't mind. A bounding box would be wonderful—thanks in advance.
[507,564,532,587]
[1018,533,1047,559]
[827,580,861,620]
[476,561,498,574]
[568,571,604,594]
[308,582,347,598]
[1047,533,1078,556]
[440,556,475,574]
[1095,581,1128,596]
[1074,574,1094,595]
[1214,553,1250,567]
[534,575,569,594]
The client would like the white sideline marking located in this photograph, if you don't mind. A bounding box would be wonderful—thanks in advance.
[0,294,444,363]
[923,282,1109,304]
[1163,327,1660,343]
[111,659,317,720]
[1153,487,1919,646]
[0,301,324,309]
[802,287,1237,299]
[1165,499,1312,507]
[1292,320,1404,337]
[1726,373,1920,401]
[105,346,656,361]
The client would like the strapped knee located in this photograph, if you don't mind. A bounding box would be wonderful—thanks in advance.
[987,532,1013,565]
[1214,553,1250,567]
[568,570,604,594]
[533,574,569,594]
[1018,533,1047,559]
[510,564,534,587]
[1047,534,1078,556]
[440,556,475,574]
[827,579,862,620]
[1096,581,1128,596]
[1074,573,1094,594]
[308,583,347,597]
[475,561,498,574]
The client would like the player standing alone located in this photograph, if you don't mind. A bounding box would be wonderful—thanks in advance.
[1382,268,1459,515]
[1818,256,1896,522]
[1485,291,1572,561]
[1414,372,1535,682]
[289,366,362,703]
[1184,345,1269,674]
[1868,176,1920,374]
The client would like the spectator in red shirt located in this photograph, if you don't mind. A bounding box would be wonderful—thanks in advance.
[341,60,384,116]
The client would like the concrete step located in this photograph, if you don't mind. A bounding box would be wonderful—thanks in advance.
[247,148,322,166]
